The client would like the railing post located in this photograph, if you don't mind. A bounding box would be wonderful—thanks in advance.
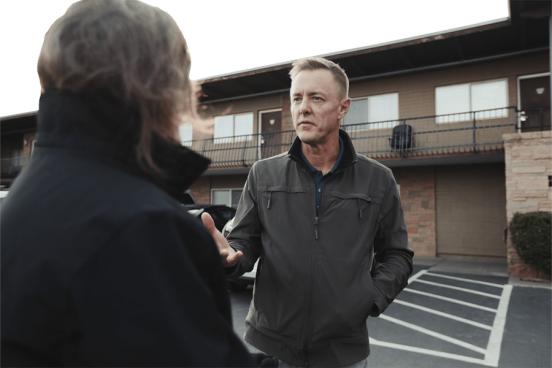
[201,138,207,155]
[241,136,248,167]
[472,111,478,153]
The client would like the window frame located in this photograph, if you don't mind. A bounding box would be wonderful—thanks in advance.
[210,188,243,208]
[213,112,254,144]
[435,78,509,124]
[343,92,400,130]
[179,122,193,147]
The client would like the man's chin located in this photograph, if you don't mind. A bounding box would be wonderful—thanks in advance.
[296,131,317,144]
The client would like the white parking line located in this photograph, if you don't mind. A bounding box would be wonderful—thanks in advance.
[379,314,487,355]
[403,288,498,313]
[370,338,496,367]
[413,279,501,299]
[372,270,511,367]
[425,271,505,288]
[393,299,493,330]
[408,269,428,283]
[484,284,513,366]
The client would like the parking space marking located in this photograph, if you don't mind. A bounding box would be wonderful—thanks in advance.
[379,314,488,354]
[370,269,512,367]
[393,299,493,330]
[425,271,505,288]
[484,284,512,367]
[403,288,498,312]
[414,279,501,299]
[408,268,428,283]
[370,338,493,367]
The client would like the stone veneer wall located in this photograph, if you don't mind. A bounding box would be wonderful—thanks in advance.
[503,131,552,279]
[395,167,437,257]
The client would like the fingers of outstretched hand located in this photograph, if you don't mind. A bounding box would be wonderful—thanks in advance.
[200,212,217,234]
[201,212,228,247]
[200,212,239,266]
[223,249,243,267]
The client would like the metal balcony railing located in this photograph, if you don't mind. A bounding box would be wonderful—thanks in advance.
[0,107,525,176]
[184,107,519,169]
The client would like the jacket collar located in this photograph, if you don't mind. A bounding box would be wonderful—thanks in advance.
[36,89,210,200]
[288,129,357,172]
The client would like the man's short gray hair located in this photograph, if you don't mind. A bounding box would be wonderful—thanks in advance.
[289,57,349,99]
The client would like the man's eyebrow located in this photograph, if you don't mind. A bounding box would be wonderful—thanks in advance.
[291,90,326,95]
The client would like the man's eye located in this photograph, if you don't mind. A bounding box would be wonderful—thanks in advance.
[292,97,302,103]
[312,96,323,101]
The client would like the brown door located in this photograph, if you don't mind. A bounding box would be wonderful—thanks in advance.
[519,75,550,131]
[260,110,282,158]
[436,164,507,257]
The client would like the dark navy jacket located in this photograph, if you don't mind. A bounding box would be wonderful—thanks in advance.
[1,90,255,367]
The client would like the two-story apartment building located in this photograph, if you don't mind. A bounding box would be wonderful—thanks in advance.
[183,0,550,261]
[0,0,549,273]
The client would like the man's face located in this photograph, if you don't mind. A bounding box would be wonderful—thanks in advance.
[290,69,349,146]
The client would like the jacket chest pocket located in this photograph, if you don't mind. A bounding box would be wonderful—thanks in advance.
[262,185,306,209]
[328,191,379,220]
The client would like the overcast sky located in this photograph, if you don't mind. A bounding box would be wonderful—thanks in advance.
[0,0,509,118]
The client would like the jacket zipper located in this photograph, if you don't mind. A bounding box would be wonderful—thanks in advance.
[299,184,320,365]
[313,216,319,240]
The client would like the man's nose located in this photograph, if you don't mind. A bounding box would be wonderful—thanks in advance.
[299,99,311,115]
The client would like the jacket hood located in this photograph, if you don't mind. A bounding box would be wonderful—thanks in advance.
[36,89,210,200]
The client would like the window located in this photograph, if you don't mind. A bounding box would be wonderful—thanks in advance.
[344,93,399,129]
[211,188,242,208]
[214,113,253,143]
[179,123,193,147]
[435,79,508,123]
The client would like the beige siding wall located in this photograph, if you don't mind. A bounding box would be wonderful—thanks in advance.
[203,93,289,137]
[349,50,548,118]
[435,164,507,257]
[504,131,552,279]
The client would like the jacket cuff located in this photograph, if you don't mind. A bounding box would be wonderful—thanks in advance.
[369,280,390,317]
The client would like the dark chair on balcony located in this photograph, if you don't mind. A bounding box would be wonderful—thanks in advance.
[389,122,413,152]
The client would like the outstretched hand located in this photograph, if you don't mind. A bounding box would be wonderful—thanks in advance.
[201,212,243,267]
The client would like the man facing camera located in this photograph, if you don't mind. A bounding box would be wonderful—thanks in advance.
[202,57,414,368]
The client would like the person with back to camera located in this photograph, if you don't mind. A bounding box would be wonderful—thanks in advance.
[0,0,271,366]
[201,57,414,367]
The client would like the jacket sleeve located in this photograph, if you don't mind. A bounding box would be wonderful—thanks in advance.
[370,173,414,316]
[70,210,255,367]
[226,163,263,277]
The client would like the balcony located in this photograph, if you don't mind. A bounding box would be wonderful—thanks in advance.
[185,107,521,169]
[0,107,538,182]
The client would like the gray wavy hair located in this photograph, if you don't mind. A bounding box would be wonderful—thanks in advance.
[38,0,193,175]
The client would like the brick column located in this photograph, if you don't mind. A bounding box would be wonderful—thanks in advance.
[398,167,437,257]
[503,131,552,279]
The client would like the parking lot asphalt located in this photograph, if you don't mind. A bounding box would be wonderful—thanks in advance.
[230,262,551,368]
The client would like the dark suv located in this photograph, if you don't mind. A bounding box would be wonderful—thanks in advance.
[178,191,236,232]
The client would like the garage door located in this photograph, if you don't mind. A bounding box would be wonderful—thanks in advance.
[436,164,506,257]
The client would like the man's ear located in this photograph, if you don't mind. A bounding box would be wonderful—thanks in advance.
[338,98,351,120]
